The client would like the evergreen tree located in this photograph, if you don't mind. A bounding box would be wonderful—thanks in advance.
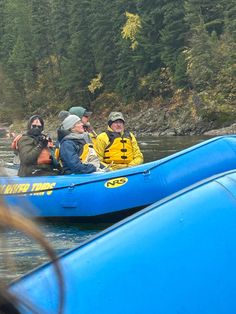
[135,0,164,76]
[65,0,95,105]
[173,52,189,88]
[185,0,225,36]
[90,0,118,91]
[31,0,54,62]
[0,0,17,64]
[31,0,60,109]
[0,0,6,60]
[50,0,72,102]
[111,0,138,100]
[159,1,188,78]
[1,0,33,111]
[185,22,220,91]
[116,39,139,101]
[125,0,168,99]
[213,10,236,104]
[0,0,235,117]
[51,0,71,61]
[0,65,24,120]
[224,1,236,41]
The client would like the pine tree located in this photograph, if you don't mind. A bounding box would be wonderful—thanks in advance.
[0,0,6,60]
[185,22,220,91]
[114,1,141,100]
[185,0,225,36]
[0,0,30,116]
[116,39,139,101]
[213,7,236,104]
[30,0,61,109]
[31,0,54,62]
[224,1,236,41]
[50,0,72,102]
[89,0,118,91]
[51,0,71,61]
[65,0,95,105]
[135,0,165,76]
[1,0,33,110]
[159,0,188,77]
[173,52,189,88]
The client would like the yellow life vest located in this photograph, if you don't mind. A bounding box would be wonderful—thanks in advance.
[54,146,60,162]
[80,143,92,162]
[56,142,93,164]
[103,131,134,164]
[90,133,97,146]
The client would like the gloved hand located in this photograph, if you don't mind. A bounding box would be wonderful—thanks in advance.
[83,122,92,132]
[96,166,110,172]
[38,134,48,148]
[95,168,106,173]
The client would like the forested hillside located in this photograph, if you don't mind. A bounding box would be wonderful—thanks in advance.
[0,0,235,130]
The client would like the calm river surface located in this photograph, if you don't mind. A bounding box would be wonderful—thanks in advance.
[0,135,212,283]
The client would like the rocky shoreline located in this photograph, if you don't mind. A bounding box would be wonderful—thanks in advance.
[203,123,236,136]
[7,104,236,139]
[92,106,231,137]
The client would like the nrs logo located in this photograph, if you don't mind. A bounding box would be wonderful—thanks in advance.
[105,177,128,188]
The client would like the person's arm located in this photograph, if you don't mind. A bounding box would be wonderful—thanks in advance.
[94,133,109,165]
[60,141,96,174]
[128,133,144,167]
[18,136,43,165]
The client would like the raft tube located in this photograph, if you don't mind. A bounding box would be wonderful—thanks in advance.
[1,135,236,221]
[10,169,236,313]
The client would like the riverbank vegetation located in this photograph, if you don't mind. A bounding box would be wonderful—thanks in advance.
[0,0,236,133]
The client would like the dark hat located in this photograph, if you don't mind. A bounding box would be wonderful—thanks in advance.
[108,112,125,123]
[58,110,70,122]
[69,106,92,119]
[27,115,44,130]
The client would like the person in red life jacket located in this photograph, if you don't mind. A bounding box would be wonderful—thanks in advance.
[95,112,144,170]
[16,115,58,177]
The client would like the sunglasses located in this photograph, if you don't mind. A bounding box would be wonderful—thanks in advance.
[31,125,42,128]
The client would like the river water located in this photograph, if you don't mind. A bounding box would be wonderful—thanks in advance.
[0,135,211,283]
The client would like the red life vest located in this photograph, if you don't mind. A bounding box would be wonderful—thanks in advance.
[37,148,52,164]
[11,134,22,150]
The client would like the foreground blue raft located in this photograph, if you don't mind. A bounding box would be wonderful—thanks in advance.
[1,135,236,221]
[10,170,236,313]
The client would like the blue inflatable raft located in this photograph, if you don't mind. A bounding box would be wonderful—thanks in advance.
[9,169,236,313]
[1,135,236,221]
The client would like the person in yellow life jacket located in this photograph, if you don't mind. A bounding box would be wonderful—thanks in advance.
[16,115,58,177]
[69,106,97,144]
[59,115,102,174]
[95,112,144,170]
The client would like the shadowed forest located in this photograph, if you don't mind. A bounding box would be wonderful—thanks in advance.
[0,0,235,129]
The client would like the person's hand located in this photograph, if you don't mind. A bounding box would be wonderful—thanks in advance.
[83,122,93,132]
[38,134,48,148]
[95,168,106,172]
